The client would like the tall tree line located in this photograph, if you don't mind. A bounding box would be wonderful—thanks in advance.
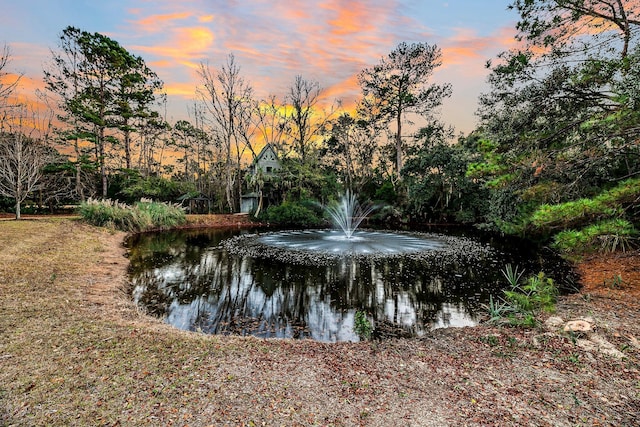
[2,25,454,217]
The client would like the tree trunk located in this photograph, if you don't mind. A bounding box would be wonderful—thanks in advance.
[396,111,403,174]
[99,127,108,198]
[124,127,131,170]
[15,139,23,220]
[255,190,263,217]
[100,146,107,198]
[343,128,353,190]
[74,138,84,201]
[184,146,189,179]
[225,147,233,213]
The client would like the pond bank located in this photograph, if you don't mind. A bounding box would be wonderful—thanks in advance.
[0,217,638,425]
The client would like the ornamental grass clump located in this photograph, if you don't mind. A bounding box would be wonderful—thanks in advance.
[78,198,135,230]
[79,198,186,232]
[135,198,187,229]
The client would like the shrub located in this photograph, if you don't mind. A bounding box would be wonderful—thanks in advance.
[485,265,558,328]
[503,272,557,316]
[265,200,323,227]
[353,311,373,341]
[115,174,196,204]
[369,205,403,225]
[374,180,398,204]
[78,198,186,232]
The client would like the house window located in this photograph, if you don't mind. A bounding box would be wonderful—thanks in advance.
[266,166,273,173]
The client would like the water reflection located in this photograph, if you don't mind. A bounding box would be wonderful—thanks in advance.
[127,228,573,342]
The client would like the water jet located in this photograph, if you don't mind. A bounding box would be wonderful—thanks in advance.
[324,190,375,239]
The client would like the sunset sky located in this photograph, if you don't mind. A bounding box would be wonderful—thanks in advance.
[1,0,520,135]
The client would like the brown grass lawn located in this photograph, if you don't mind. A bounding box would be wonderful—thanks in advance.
[1,218,639,426]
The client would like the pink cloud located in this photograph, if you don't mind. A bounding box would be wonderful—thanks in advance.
[2,0,527,135]
[127,11,193,34]
[440,26,518,69]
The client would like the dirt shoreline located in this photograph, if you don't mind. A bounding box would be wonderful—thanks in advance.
[1,216,639,426]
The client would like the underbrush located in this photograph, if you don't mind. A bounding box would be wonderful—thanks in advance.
[78,198,186,232]
[260,199,324,227]
[353,310,373,341]
[485,264,558,328]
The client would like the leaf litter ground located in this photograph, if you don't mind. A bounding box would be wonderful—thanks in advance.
[0,217,638,426]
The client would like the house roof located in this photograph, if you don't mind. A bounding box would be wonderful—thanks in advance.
[255,143,279,163]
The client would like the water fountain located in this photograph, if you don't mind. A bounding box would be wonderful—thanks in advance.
[127,192,575,341]
[223,192,477,262]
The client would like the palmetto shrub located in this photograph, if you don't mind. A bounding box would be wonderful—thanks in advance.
[484,264,558,328]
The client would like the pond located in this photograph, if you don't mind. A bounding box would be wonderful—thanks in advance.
[126,227,576,342]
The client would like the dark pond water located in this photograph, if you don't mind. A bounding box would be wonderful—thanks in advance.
[126,227,577,342]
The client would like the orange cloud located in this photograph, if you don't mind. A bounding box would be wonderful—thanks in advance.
[15,75,45,95]
[198,15,214,23]
[148,59,173,69]
[0,72,21,91]
[321,74,360,108]
[176,27,215,52]
[324,1,378,36]
[164,82,196,97]
[130,26,215,72]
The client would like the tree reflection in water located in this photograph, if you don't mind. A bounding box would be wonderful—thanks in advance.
[127,228,574,342]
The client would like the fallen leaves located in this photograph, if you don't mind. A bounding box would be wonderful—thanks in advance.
[1,219,639,426]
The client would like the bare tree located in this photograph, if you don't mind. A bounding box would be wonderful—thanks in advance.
[0,108,51,219]
[0,44,21,106]
[285,75,337,163]
[254,95,290,157]
[0,44,49,219]
[198,54,255,212]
